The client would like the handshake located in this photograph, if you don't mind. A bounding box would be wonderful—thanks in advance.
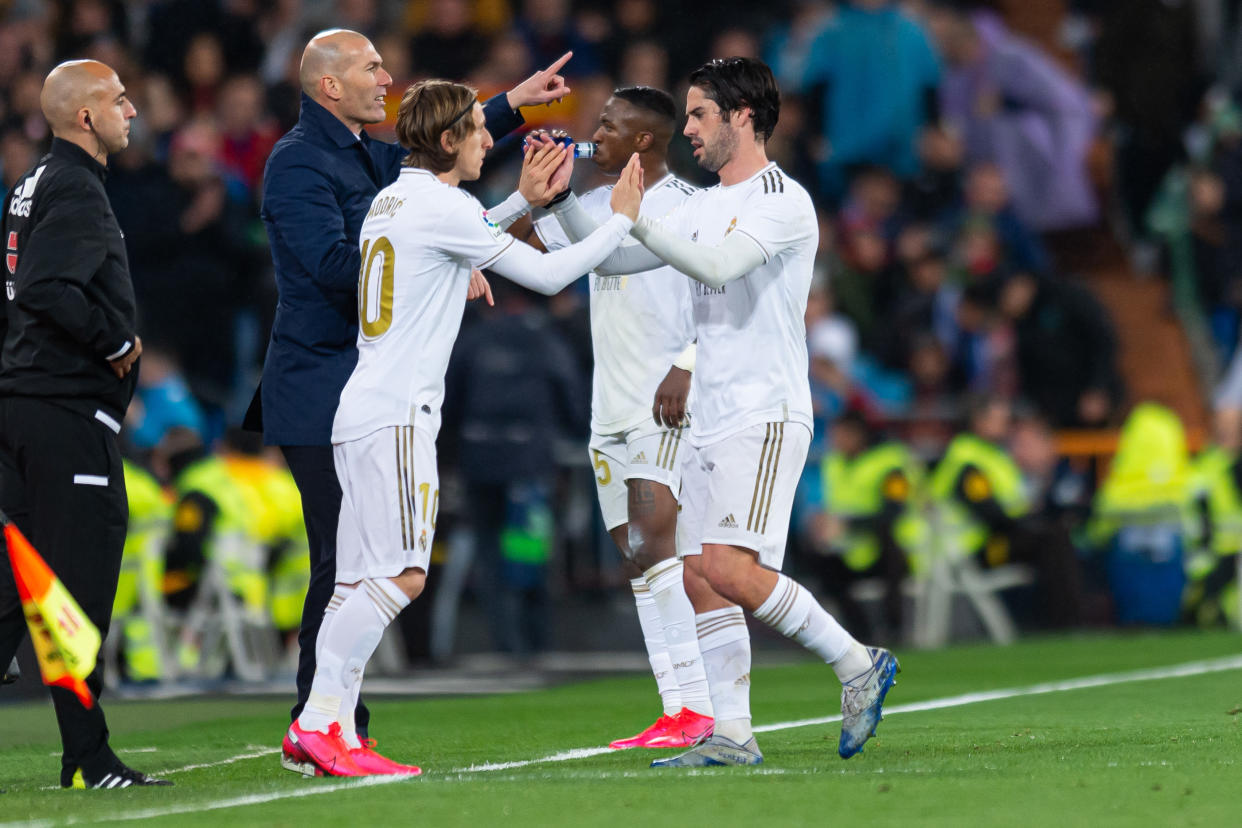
[517,130,644,222]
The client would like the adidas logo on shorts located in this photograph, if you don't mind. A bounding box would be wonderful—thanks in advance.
[633,451,649,464]
[718,514,738,528]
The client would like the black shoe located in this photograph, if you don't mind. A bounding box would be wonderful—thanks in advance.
[2,656,18,685]
[63,762,174,789]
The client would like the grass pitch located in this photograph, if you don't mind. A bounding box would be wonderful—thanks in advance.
[1,630,1239,827]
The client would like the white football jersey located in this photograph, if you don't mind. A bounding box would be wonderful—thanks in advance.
[333,168,516,443]
[535,174,697,433]
[667,163,818,445]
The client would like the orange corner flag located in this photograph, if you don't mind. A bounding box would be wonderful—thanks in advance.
[3,522,100,708]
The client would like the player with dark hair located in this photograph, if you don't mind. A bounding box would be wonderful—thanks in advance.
[516,86,714,749]
[547,57,898,766]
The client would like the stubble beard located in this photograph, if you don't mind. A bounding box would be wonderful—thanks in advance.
[699,122,738,173]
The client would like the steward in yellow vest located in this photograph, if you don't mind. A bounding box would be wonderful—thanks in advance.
[220,428,310,641]
[1090,402,1196,625]
[812,411,925,642]
[929,396,1084,628]
[1187,406,1242,628]
[155,428,268,619]
[113,460,172,681]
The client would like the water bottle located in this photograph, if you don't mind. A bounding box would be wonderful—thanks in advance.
[523,132,596,159]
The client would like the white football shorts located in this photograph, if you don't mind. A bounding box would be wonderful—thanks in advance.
[588,417,689,530]
[334,425,438,581]
[677,421,810,570]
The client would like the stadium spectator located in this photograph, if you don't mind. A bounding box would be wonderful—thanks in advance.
[512,0,602,77]
[0,126,39,189]
[997,271,1123,427]
[445,282,587,654]
[799,0,942,203]
[811,409,922,642]
[1093,0,1203,238]
[182,32,228,113]
[124,346,208,451]
[763,0,835,90]
[408,0,491,79]
[929,395,1085,628]
[929,3,1098,232]
[112,119,259,425]
[216,74,280,196]
[946,161,1051,276]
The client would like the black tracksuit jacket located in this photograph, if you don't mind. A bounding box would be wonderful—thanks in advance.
[1,138,138,422]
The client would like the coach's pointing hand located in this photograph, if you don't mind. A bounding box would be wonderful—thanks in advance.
[506,51,573,109]
[610,153,643,222]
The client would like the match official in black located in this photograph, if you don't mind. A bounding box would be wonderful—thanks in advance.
[0,59,168,789]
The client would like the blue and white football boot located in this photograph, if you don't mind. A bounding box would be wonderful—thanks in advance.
[838,647,900,759]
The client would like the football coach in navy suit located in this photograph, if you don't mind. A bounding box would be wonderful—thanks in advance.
[252,28,573,738]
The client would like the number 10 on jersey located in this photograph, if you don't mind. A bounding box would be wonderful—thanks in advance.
[359,236,395,338]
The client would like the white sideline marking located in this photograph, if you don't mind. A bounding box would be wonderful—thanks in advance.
[50,775,412,826]
[752,653,1242,734]
[460,746,614,772]
[12,653,1242,826]
[153,746,281,776]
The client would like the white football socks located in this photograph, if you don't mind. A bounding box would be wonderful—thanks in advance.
[753,573,871,682]
[695,606,751,743]
[630,577,682,716]
[297,578,410,735]
[646,558,713,717]
[313,584,369,748]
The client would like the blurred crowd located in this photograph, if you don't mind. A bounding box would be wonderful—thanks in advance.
[3,0,1241,670]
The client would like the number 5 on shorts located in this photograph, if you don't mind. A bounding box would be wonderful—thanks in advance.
[591,449,611,485]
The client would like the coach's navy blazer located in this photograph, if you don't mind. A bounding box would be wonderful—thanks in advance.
[255,92,523,446]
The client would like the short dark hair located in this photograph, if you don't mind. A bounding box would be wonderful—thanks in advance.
[688,56,780,141]
[611,85,677,129]
[395,79,479,173]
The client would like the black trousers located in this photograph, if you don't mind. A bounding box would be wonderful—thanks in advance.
[281,444,368,736]
[0,397,126,778]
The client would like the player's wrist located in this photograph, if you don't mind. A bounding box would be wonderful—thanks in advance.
[547,187,574,208]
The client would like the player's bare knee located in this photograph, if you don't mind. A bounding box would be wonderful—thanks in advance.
[390,567,426,601]
[700,544,757,605]
[682,557,720,606]
[627,479,677,570]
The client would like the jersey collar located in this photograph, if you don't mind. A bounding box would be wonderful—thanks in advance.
[646,173,674,194]
[49,137,107,181]
[722,161,777,190]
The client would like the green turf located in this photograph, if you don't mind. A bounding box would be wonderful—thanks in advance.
[1,630,1239,827]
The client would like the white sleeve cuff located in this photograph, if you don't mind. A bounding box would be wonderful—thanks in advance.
[104,340,132,361]
[486,191,532,231]
[672,343,696,373]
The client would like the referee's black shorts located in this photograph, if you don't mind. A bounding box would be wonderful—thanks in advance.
[0,396,127,772]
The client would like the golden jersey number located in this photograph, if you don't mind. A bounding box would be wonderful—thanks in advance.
[591,450,611,486]
[418,481,440,529]
[359,235,395,338]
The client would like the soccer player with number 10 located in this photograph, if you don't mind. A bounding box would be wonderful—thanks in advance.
[281,78,642,776]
